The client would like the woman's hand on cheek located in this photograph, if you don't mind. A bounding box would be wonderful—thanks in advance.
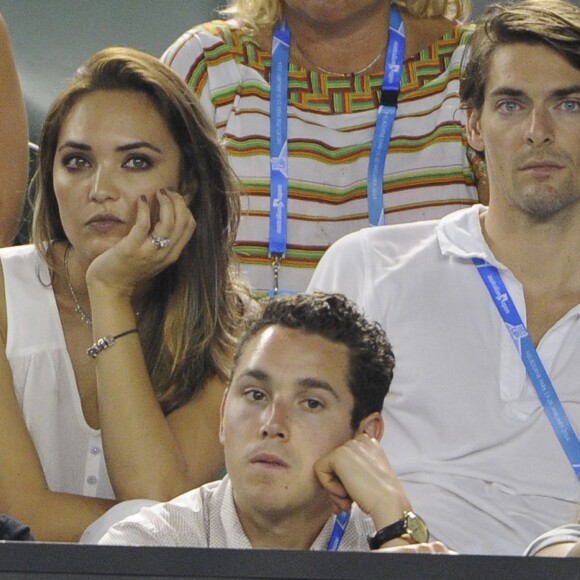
[86,189,196,296]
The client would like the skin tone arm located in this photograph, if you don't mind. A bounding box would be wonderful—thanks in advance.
[315,431,450,553]
[568,539,580,558]
[0,265,115,542]
[0,15,28,246]
[535,539,580,557]
[86,190,225,501]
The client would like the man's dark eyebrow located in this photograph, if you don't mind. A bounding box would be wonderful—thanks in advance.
[488,87,526,99]
[552,85,580,99]
[234,370,341,400]
[489,85,580,100]
[298,378,340,401]
[236,369,270,383]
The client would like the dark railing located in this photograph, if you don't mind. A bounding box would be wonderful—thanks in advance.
[0,542,578,580]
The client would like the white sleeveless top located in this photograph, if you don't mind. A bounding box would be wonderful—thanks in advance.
[1,245,114,499]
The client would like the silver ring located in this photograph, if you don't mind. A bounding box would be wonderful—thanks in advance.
[150,234,171,249]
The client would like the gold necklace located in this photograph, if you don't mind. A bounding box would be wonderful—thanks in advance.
[292,37,386,77]
[63,244,92,327]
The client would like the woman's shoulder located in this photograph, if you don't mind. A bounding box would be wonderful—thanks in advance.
[162,18,265,88]
[0,245,35,343]
[0,244,55,310]
[0,243,37,257]
[0,244,43,276]
[166,18,258,61]
[404,16,472,62]
[195,18,246,41]
[399,19,472,96]
[455,22,475,46]
[0,244,48,279]
[0,244,52,339]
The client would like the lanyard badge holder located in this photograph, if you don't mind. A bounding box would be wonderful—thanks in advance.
[269,21,291,297]
[269,8,406,295]
[368,7,405,227]
[327,511,350,552]
[473,257,580,480]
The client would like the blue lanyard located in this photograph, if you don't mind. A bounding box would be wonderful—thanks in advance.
[368,7,405,226]
[326,511,350,551]
[473,257,580,480]
[269,19,291,258]
[269,7,406,261]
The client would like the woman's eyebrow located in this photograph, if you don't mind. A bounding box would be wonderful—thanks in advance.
[116,141,162,153]
[57,141,91,152]
[56,141,163,153]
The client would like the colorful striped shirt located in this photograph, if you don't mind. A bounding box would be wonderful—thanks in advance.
[162,19,482,292]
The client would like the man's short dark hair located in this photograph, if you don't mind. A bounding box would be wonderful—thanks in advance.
[233,293,395,430]
[460,0,580,111]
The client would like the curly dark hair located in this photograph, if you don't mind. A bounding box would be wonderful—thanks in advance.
[233,292,395,430]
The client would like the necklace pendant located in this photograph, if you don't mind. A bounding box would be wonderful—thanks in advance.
[64,244,93,327]
[75,304,93,327]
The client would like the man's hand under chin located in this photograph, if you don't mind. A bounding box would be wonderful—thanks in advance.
[314,433,453,554]
[314,433,411,526]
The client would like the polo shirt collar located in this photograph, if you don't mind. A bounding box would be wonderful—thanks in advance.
[436,204,503,267]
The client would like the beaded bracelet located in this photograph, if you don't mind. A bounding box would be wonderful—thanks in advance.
[87,328,139,359]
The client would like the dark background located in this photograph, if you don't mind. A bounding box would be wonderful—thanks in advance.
[0,0,497,142]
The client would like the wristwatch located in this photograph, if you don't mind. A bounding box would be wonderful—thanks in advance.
[368,511,429,550]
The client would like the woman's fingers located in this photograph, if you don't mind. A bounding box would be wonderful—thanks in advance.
[86,189,195,292]
[149,188,175,240]
[147,189,196,259]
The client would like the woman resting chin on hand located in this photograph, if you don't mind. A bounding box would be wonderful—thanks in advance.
[0,47,249,542]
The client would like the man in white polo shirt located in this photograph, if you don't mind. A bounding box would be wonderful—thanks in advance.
[308,0,580,556]
[100,293,446,554]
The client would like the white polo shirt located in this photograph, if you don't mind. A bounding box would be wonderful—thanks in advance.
[308,205,580,555]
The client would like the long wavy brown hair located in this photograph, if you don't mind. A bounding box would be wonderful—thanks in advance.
[33,47,248,413]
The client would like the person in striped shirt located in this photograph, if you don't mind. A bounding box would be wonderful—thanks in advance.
[162,0,487,294]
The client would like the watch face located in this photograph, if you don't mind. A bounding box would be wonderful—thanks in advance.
[405,512,429,544]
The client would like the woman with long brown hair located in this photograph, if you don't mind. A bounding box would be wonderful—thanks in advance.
[0,47,248,542]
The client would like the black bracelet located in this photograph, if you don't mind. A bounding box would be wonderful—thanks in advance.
[87,328,139,359]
